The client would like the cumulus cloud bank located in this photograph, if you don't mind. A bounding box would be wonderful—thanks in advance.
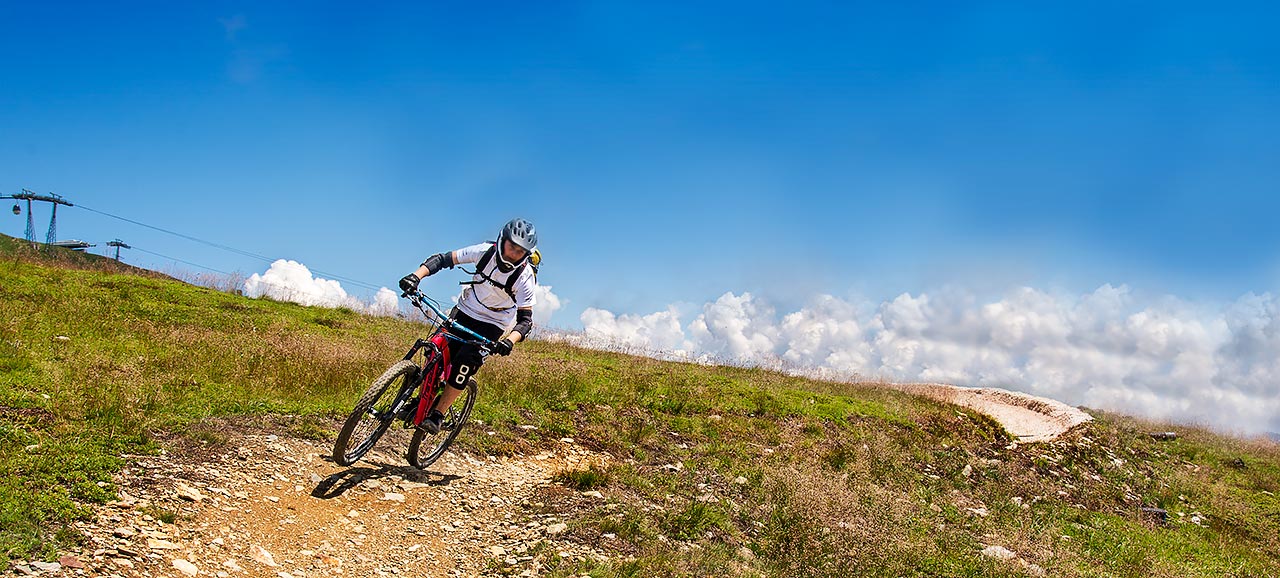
[532,283,564,328]
[577,286,1280,435]
[243,260,399,315]
[243,259,564,327]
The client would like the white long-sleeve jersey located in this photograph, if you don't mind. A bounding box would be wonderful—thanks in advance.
[452,242,537,330]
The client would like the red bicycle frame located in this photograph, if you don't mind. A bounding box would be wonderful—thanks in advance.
[398,290,495,429]
[403,330,452,427]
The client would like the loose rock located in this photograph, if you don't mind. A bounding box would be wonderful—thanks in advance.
[176,482,205,502]
[250,544,279,567]
[172,558,199,577]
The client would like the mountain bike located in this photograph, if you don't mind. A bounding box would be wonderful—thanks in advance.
[332,290,495,469]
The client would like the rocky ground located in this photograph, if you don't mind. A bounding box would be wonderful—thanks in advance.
[14,387,1097,577]
[25,422,615,578]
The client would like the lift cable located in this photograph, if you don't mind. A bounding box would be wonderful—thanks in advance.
[74,203,384,292]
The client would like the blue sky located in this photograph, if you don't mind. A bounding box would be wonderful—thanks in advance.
[4,1,1280,326]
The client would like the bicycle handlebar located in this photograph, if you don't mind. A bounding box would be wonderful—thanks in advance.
[403,290,497,349]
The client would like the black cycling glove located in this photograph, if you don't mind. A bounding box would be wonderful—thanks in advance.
[492,338,514,356]
[398,273,421,295]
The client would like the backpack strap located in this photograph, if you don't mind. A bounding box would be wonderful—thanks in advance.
[474,243,496,276]
[502,263,523,301]
[460,243,525,309]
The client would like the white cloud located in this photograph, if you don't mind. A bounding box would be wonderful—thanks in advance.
[532,284,563,328]
[779,295,873,373]
[243,259,396,316]
[688,292,780,361]
[369,287,399,317]
[578,285,1280,435]
[242,260,566,327]
[580,306,692,354]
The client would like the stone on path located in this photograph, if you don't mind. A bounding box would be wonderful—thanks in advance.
[172,558,199,577]
[251,544,279,567]
[176,482,205,502]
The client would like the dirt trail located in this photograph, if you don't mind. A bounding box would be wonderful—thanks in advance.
[48,384,1090,577]
[66,426,614,578]
[897,383,1093,443]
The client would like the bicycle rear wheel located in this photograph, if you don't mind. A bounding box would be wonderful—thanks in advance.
[332,359,419,466]
[406,378,478,469]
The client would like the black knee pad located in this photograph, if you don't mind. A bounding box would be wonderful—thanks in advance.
[447,342,485,390]
[449,360,480,390]
[448,377,477,391]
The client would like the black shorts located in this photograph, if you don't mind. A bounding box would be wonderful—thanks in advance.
[445,309,506,389]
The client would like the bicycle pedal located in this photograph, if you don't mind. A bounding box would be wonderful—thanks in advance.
[396,400,420,420]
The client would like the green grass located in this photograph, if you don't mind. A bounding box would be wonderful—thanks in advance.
[2,234,1279,576]
[553,462,613,490]
[0,240,416,562]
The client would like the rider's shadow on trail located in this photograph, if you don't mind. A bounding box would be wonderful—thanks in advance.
[311,461,462,500]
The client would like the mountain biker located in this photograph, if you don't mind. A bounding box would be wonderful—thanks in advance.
[398,218,539,434]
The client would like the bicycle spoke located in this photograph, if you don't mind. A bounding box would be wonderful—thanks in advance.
[332,360,419,466]
[407,377,476,469]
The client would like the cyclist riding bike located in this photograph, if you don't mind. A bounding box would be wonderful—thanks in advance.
[398,218,539,434]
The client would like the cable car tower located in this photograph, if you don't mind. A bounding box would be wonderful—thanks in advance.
[106,239,131,261]
[2,189,74,245]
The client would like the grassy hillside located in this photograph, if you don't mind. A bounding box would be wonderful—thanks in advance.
[2,236,1278,576]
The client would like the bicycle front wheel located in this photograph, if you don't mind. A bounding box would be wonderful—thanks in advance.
[332,359,419,466]
[406,378,478,469]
